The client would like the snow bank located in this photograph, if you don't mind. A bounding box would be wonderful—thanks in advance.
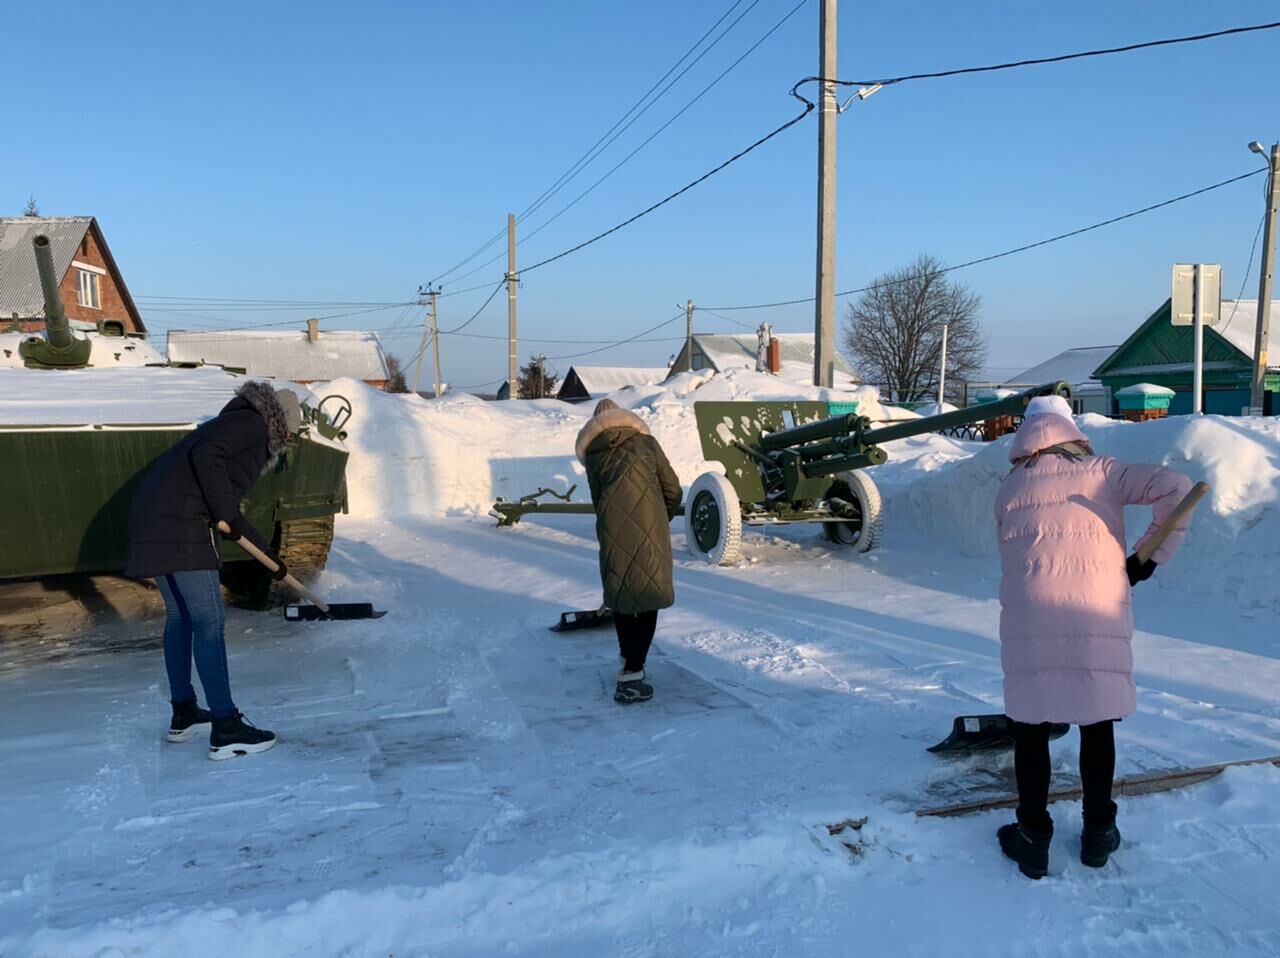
[313,369,891,519]
[890,414,1280,611]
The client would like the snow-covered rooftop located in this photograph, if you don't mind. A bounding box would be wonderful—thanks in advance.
[1215,299,1280,363]
[692,333,859,388]
[1004,345,1116,396]
[166,329,390,382]
[560,365,668,398]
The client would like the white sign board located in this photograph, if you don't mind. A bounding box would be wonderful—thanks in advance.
[1171,264,1222,326]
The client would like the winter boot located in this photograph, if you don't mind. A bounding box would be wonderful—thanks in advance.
[167,699,212,743]
[998,821,1052,880]
[614,668,653,704]
[1080,823,1121,868]
[209,711,276,761]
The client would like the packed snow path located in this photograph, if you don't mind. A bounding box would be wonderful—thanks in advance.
[3,518,1279,957]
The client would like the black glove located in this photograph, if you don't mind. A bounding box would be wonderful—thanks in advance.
[1126,554,1157,586]
[218,515,248,541]
[267,553,289,581]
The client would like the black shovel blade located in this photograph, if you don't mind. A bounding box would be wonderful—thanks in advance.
[284,603,386,622]
[550,609,614,632]
[928,714,1070,754]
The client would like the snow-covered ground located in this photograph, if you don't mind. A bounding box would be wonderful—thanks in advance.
[3,373,1279,956]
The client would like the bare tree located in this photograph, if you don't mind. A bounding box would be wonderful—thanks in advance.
[23,195,39,217]
[384,355,409,393]
[842,254,987,402]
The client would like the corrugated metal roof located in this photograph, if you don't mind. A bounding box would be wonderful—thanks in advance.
[166,329,390,382]
[0,217,93,320]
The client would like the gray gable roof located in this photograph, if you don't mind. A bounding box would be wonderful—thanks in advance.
[0,217,92,320]
[167,329,390,382]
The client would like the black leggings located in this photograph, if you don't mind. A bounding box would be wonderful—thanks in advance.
[615,610,658,674]
[1012,719,1117,832]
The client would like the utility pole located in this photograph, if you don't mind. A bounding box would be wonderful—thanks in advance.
[429,287,441,397]
[685,298,694,370]
[536,352,547,398]
[1250,142,1278,415]
[812,0,838,388]
[937,322,949,408]
[1193,264,1205,415]
[412,286,431,395]
[412,285,443,397]
[506,213,518,399]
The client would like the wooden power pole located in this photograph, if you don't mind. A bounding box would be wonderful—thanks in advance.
[813,0,838,388]
[507,213,518,399]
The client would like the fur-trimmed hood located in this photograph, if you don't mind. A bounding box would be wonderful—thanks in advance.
[575,407,650,464]
[235,381,291,470]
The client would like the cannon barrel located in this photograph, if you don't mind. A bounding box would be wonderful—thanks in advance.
[760,412,862,451]
[32,234,73,349]
[861,381,1069,446]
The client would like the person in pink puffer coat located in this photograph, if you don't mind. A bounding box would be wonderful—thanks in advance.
[993,395,1193,880]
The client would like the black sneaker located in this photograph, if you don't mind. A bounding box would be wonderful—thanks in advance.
[1081,822,1122,868]
[614,670,654,704]
[209,711,276,761]
[998,822,1052,880]
[167,699,212,743]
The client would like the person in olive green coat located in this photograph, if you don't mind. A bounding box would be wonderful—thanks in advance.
[575,398,682,703]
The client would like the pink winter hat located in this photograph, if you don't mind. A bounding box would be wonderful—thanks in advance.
[1024,394,1074,421]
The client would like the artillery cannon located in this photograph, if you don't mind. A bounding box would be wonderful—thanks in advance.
[492,382,1069,564]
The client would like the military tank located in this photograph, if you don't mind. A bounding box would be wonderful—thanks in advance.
[0,234,353,600]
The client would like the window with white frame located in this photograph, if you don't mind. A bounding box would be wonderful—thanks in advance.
[76,268,101,309]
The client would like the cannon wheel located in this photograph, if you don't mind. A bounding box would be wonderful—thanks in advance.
[685,472,742,566]
[822,471,883,553]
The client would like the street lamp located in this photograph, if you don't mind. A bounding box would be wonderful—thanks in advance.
[1249,141,1267,158]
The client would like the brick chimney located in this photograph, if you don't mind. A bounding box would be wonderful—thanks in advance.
[767,337,781,374]
[307,318,319,342]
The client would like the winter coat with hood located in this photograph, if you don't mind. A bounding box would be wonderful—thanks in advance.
[126,382,295,579]
[994,404,1193,726]
[576,400,683,615]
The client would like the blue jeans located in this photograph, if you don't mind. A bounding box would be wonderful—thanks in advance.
[156,570,236,719]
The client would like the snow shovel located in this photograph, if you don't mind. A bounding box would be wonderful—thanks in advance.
[550,605,615,632]
[928,715,1070,753]
[216,521,385,621]
[929,480,1211,754]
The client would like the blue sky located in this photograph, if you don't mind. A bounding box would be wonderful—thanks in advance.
[4,1,1276,388]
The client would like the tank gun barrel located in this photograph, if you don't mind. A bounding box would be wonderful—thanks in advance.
[32,235,72,349]
[19,235,92,368]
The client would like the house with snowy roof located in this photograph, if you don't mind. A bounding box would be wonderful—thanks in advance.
[1092,298,1279,416]
[1004,345,1117,416]
[0,216,145,336]
[166,320,390,389]
[556,366,669,403]
[666,332,859,388]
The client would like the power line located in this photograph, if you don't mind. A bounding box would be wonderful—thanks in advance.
[145,301,416,333]
[136,295,407,307]
[429,0,755,285]
[1219,212,1268,337]
[440,0,806,287]
[547,312,686,360]
[699,307,758,330]
[445,0,810,287]
[521,104,814,277]
[705,168,1269,311]
[795,19,1280,92]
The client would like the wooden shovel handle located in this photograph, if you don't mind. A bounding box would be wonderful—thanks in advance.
[215,521,330,613]
[1134,481,1210,565]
